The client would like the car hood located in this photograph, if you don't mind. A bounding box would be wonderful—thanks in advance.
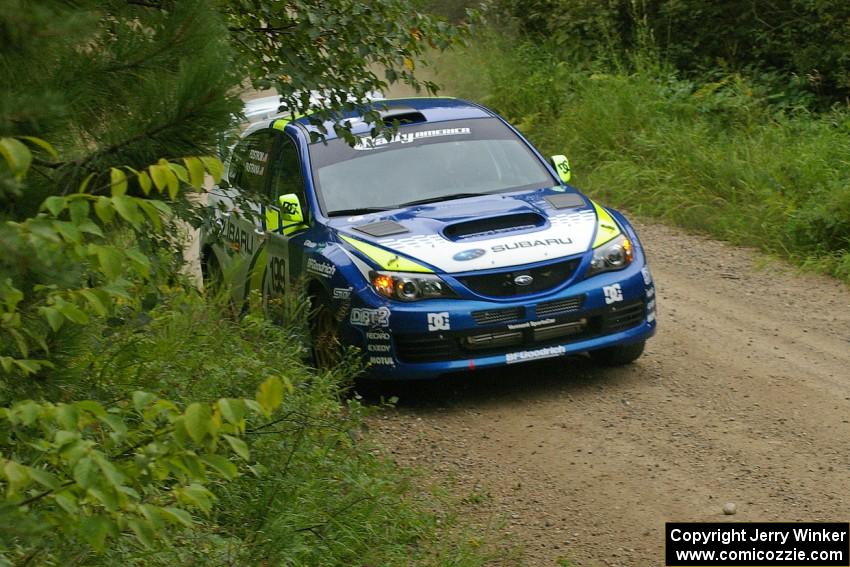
[331,188,600,273]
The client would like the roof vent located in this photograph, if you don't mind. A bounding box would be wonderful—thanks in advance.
[379,106,427,125]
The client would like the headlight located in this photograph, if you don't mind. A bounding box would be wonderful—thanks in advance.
[587,234,633,276]
[370,271,458,301]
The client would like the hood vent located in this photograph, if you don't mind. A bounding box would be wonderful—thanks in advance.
[545,193,585,209]
[353,220,409,237]
[443,212,545,241]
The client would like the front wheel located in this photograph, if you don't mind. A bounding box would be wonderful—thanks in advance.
[309,294,343,369]
[589,340,645,366]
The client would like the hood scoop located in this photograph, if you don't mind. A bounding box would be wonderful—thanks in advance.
[353,220,409,237]
[443,212,545,241]
[545,193,585,209]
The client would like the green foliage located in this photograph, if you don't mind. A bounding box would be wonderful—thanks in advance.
[221,0,478,141]
[0,138,221,377]
[436,33,850,281]
[4,290,487,566]
[494,0,850,103]
[0,2,491,565]
[0,376,286,564]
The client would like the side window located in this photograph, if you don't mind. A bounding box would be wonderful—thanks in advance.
[269,136,306,207]
[229,130,276,197]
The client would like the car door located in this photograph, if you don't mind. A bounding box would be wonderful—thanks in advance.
[217,129,275,304]
[262,131,310,299]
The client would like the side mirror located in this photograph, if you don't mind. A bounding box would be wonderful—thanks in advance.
[550,155,571,183]
[278,193,304,223]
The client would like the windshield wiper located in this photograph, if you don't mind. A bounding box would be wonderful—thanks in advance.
[326,207,393,217]
[395,193,488,208]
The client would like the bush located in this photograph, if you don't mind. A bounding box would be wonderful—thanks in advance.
[494,0,850,104]
[435,33,850,280]
[2,287,489,565]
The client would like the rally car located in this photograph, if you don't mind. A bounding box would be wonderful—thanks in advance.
[200,96,656,378]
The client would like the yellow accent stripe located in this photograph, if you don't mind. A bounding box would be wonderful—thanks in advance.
[272,113,306,131]
[591,200,621,248]
[340,235,433,273]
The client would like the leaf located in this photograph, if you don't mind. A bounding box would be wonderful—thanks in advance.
[160,506,194,528]
[176,483,214,513]
[68,199,91,224]
[40,306,65,332]
[124,248,151,278]
[184,157,206,189]
[93,196,115,224]
[55,300,89,325]
[53,491,79,514]
[56,403,79,429]
[27,467,59,490]
[256,377,284,415]
[3,461,30,496]
[0,138,32,179]
[79,289,109,317]
[183,403,211,444]
[72,457,98,489]
[78,171,96,194]
[79,515,114,552]
[97,413,127,436]
[43,196,67,216]
[94,454,125,488]
[76,400,106,417]
[20,136,58,158]
[95,245,123,280]
[132,391,156,412]
[201,454,238,479]
[217,398,246,426]
[137,171,152,195]
[112,195,144,227]
[148,163,169,193]
[110,168,127,197]
[165,167,179,199]
[14,358,47,375]
[168,162,188,183]
[223,434,250,461]
[200,156,223,183]
[136,199,162,230]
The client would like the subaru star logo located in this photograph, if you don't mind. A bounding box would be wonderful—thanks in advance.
[453,248,486,261]
[514,274,534,286]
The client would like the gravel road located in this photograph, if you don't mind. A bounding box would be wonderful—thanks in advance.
[369,219,850,566]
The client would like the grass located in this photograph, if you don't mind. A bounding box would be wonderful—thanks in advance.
[433,36,850,282]
[33,288,494,566]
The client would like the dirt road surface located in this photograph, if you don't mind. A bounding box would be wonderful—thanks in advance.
[369,220,850,566]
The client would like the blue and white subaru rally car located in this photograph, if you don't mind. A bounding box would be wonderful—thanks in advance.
[200,97,656,378]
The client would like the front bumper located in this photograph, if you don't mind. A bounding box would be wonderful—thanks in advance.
[343,260,657,380]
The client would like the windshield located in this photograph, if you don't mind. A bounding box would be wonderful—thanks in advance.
[308,118,555,216]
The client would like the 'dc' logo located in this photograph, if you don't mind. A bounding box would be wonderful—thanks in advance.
[453,248,486,261]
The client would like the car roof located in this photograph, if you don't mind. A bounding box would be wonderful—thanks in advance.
[243,97,495,141]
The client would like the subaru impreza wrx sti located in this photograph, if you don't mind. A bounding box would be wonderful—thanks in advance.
[200,97,656,378]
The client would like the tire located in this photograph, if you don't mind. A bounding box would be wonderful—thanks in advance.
[309,293,343,369]
[201,250,225,295]
[589,340,645,366]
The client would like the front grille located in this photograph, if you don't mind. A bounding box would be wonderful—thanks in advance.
[536,295,585,317]
[472,306,525,326]
[602,300,645,333]
[394,299,648,364]
[458,259,579,297]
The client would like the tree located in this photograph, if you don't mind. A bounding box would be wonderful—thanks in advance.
[0,0,472,371]
[0,2,472,561]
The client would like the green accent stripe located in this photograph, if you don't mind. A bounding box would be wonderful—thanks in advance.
[340,235,433,273]
[591,200,621,248]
